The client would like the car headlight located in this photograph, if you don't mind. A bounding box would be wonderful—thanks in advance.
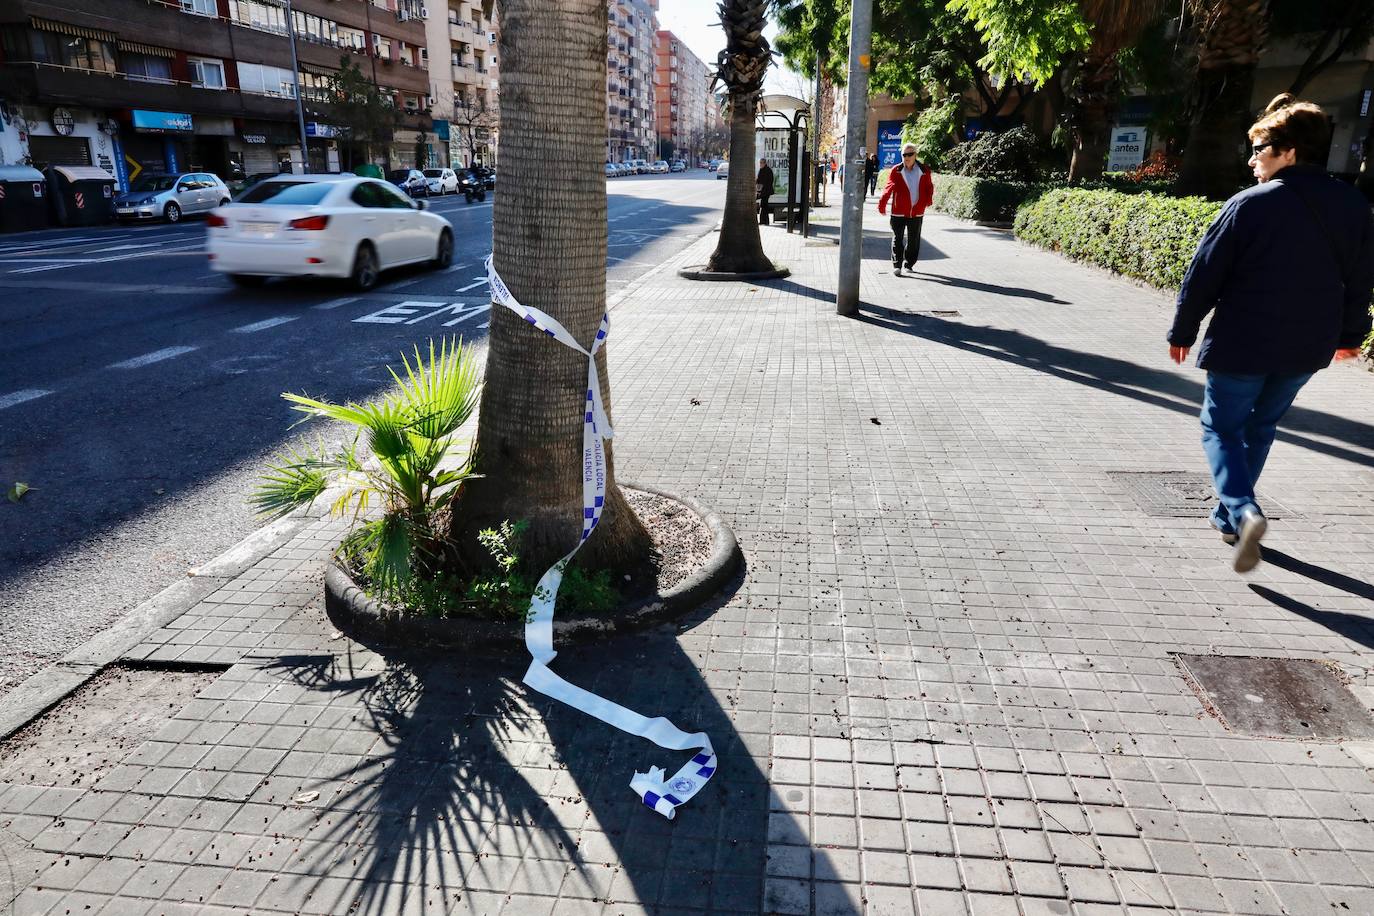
[141,198,156,206]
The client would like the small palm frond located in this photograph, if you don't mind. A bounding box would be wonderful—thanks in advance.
[344,513,414,593]
[390,337,481,441]
[252,445,331,519]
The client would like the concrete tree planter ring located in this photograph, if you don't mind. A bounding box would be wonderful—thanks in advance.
[676,265,790,281]
[324,483,742,650]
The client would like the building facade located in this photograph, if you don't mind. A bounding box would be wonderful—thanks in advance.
[423,0,498,168]
[0,0,431,189]
[653,29,707,165]
[606,0,657,164]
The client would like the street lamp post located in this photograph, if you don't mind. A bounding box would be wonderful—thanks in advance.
[835,0,873,316]
[283,0,311,174]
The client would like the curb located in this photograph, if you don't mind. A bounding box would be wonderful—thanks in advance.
[324,483,742,651]
[0,513,308,742]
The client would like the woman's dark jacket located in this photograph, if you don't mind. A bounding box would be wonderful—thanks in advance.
[1167,164,1374,374]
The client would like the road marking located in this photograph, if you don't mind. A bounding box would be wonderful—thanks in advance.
[109,346,199,369]
[91,242,164,254]
[454,277,487,292]
[313,297,358,310]
[0,389,54,411]
[354,300,490,326]
[232,316,298,333]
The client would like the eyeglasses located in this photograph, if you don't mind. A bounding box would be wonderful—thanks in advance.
[1251,142,1273,156]
[902,152,916,158]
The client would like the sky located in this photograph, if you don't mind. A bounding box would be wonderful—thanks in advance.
[654,0,809,99]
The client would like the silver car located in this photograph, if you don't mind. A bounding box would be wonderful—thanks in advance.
[115,172,231,223]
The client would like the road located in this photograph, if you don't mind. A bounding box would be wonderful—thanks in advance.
[0,171,726,695]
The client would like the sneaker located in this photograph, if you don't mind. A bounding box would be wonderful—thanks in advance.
[1232,507,1267,573]
[893,266,901,276]
[904,263,916,272]
[1221,532,1238,546]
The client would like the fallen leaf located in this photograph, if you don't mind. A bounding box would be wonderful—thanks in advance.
[293,791,319,804]
[7,482,30,503]
[869,418,882,425]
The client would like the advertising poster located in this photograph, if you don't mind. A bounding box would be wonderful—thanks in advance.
[1107,126,1147,172]
[877,120,905,169]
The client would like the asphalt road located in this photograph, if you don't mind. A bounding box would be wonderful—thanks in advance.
[0,170,726,696]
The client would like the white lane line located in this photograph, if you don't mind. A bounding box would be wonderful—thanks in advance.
[108,346,199,369]
[0,389,54,411]
[455,277,488,292]
[10,263,75,274]
[0,236,105,254]
[232,316,298,333]
[91,243,164,254]
[313,297,359,311]
[442,262,470,273]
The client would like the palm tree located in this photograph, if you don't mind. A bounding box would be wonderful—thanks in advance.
[446,0,651,574]
[704,0,781,275]
[1066,0,1167,182]
[1176,0,1271,199]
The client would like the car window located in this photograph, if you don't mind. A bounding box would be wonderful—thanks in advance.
[349,182,389,208]
[372,181,416,209]
[237,181,335,205]
[422,169,444,178]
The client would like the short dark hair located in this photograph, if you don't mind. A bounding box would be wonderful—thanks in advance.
[1248,93,1331,165]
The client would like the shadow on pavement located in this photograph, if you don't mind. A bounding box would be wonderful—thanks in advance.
[803,220,948,262]
[906,270,1071,304]
[858,307,1374,471]
[1249,584,1374,652]
[1257,550,1374,602]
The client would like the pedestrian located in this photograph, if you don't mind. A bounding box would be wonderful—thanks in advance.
[829,157,836,184]
[1167,93,1373,573]
[865,153,879,197]
[877,143,934,276]
[756,157,774,225]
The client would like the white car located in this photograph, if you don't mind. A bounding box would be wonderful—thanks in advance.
[206,175,454,290]
[650,160,669,174]
[424,168,459,195]
[716,160,730,180]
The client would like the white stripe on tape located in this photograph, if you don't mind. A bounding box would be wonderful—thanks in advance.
[484,254,717,819]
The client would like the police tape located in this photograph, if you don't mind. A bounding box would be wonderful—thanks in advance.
[484,255,717,819]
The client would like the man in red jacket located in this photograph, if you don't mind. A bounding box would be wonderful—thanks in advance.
[878,143,936,276]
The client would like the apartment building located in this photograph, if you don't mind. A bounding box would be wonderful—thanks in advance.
[606,0,657,163]
[0,0,430,188]
[423,0,498,168]
[653,30,707,165]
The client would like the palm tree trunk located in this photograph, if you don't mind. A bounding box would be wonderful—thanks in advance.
[447,0,650,574]
[1175,62,1258,198]
[706,95,776,273]
[1066,57,1116,183]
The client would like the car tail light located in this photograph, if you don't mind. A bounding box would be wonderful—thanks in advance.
[288,215,330,231]
[206,213,227,228]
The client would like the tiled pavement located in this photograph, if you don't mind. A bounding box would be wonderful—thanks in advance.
[5,199,1374,915]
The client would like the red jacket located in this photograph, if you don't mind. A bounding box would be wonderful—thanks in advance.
[878,166,934,217]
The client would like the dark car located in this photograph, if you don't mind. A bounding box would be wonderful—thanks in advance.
[387,168,429,197]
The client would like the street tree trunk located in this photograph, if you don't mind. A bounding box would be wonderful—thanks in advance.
[446,0,651,575]
[707,96,775,273]
[1066,67,1114,183]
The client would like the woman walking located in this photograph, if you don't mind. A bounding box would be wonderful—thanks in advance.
[877,143,934,276]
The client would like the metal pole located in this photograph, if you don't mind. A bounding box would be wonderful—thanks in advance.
[811,51,822,208]
[284,0,311,174]
[835,0,873,316]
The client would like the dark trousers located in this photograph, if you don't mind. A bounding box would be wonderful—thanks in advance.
[758,194,771,224]
[867,175,877,196]
[890,215,923,268]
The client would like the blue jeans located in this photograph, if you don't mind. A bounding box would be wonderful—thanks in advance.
[1200,371,1313,534]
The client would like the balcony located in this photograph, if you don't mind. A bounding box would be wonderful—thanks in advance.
[452,62,477,83]
[450,20,472,42]
[1,60,297,119]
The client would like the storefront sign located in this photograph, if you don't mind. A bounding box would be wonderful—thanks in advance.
[304,122,338,138]
[51,108,75,136]
[110,133,129,192]
[1107,126,1147,172]
[243,134,268,144]
[876,119,904,169]
[132,110,193,133]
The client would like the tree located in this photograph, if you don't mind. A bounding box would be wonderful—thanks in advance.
[451,93,498,167]
[703,0,780,275]
[1175,0,1271,199]
[444,0,651,572]
[1271,0,1374,95]
[322,56,402,169]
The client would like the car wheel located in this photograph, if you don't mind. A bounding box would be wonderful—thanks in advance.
[164,202,181,223]
[350,242,379,291]
[229,274,268,288]
[432,229,453,269]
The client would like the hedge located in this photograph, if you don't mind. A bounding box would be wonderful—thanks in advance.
[929,174,1044,223]
[1013,188,1222,291]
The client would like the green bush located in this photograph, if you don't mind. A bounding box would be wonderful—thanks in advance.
[1013,187,1221,290]
[931,174,1046,223]
[942,126,1044,182]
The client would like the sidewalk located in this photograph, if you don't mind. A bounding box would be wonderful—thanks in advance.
[5,199,1374,916]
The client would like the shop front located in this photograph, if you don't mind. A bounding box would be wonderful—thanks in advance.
[235,120,301,178]
[117,109,194,190]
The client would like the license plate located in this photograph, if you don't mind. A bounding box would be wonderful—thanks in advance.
[241,221,278,235]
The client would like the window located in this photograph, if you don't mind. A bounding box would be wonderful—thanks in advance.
[189,57,226,89]
[124,52,173,83]
[237,61,295,97]
[230,0,286,34]
[372,35,391,59]
[239,180,334,205]
[350,182,391,208]
[338,25,366,51]
[180,0,217,16]
[58,35,117,73]
[292,11,338,47]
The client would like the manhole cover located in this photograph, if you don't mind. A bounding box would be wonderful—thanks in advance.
[1108,471,1299,519]
[1176,654,1374,739]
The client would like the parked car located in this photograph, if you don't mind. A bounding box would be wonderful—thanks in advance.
[716,160,730,180]
[708,159,721,171]
[611,163,626,177]
[423,168,459,195]
[632,159,649,174]
[115,172,231,223]
[206,175,454,291]
[387,168,429,198]
[650,160,669,174]
[669,160,686,173]
[604,163,619,178]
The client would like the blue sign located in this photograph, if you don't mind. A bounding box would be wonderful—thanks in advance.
[132,110,192,133]
[877,119,904,169]
[305,122,338,138]
[163,138,180,174]
[431,119,450,141]
[110,133,129,192]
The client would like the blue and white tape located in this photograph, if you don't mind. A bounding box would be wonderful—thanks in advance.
[485,254,717,819]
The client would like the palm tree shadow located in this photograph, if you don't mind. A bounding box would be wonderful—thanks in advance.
[254,567,800,912]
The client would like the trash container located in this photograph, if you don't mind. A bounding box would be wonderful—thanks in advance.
[46,165,117,227]
[0,165,50,233]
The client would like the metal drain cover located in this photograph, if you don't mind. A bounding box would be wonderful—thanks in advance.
[1108,471,1299,519]
[1177,654,1374,739]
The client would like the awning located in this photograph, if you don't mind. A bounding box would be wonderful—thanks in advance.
[117,40,175,58]
[31,17,117,43]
